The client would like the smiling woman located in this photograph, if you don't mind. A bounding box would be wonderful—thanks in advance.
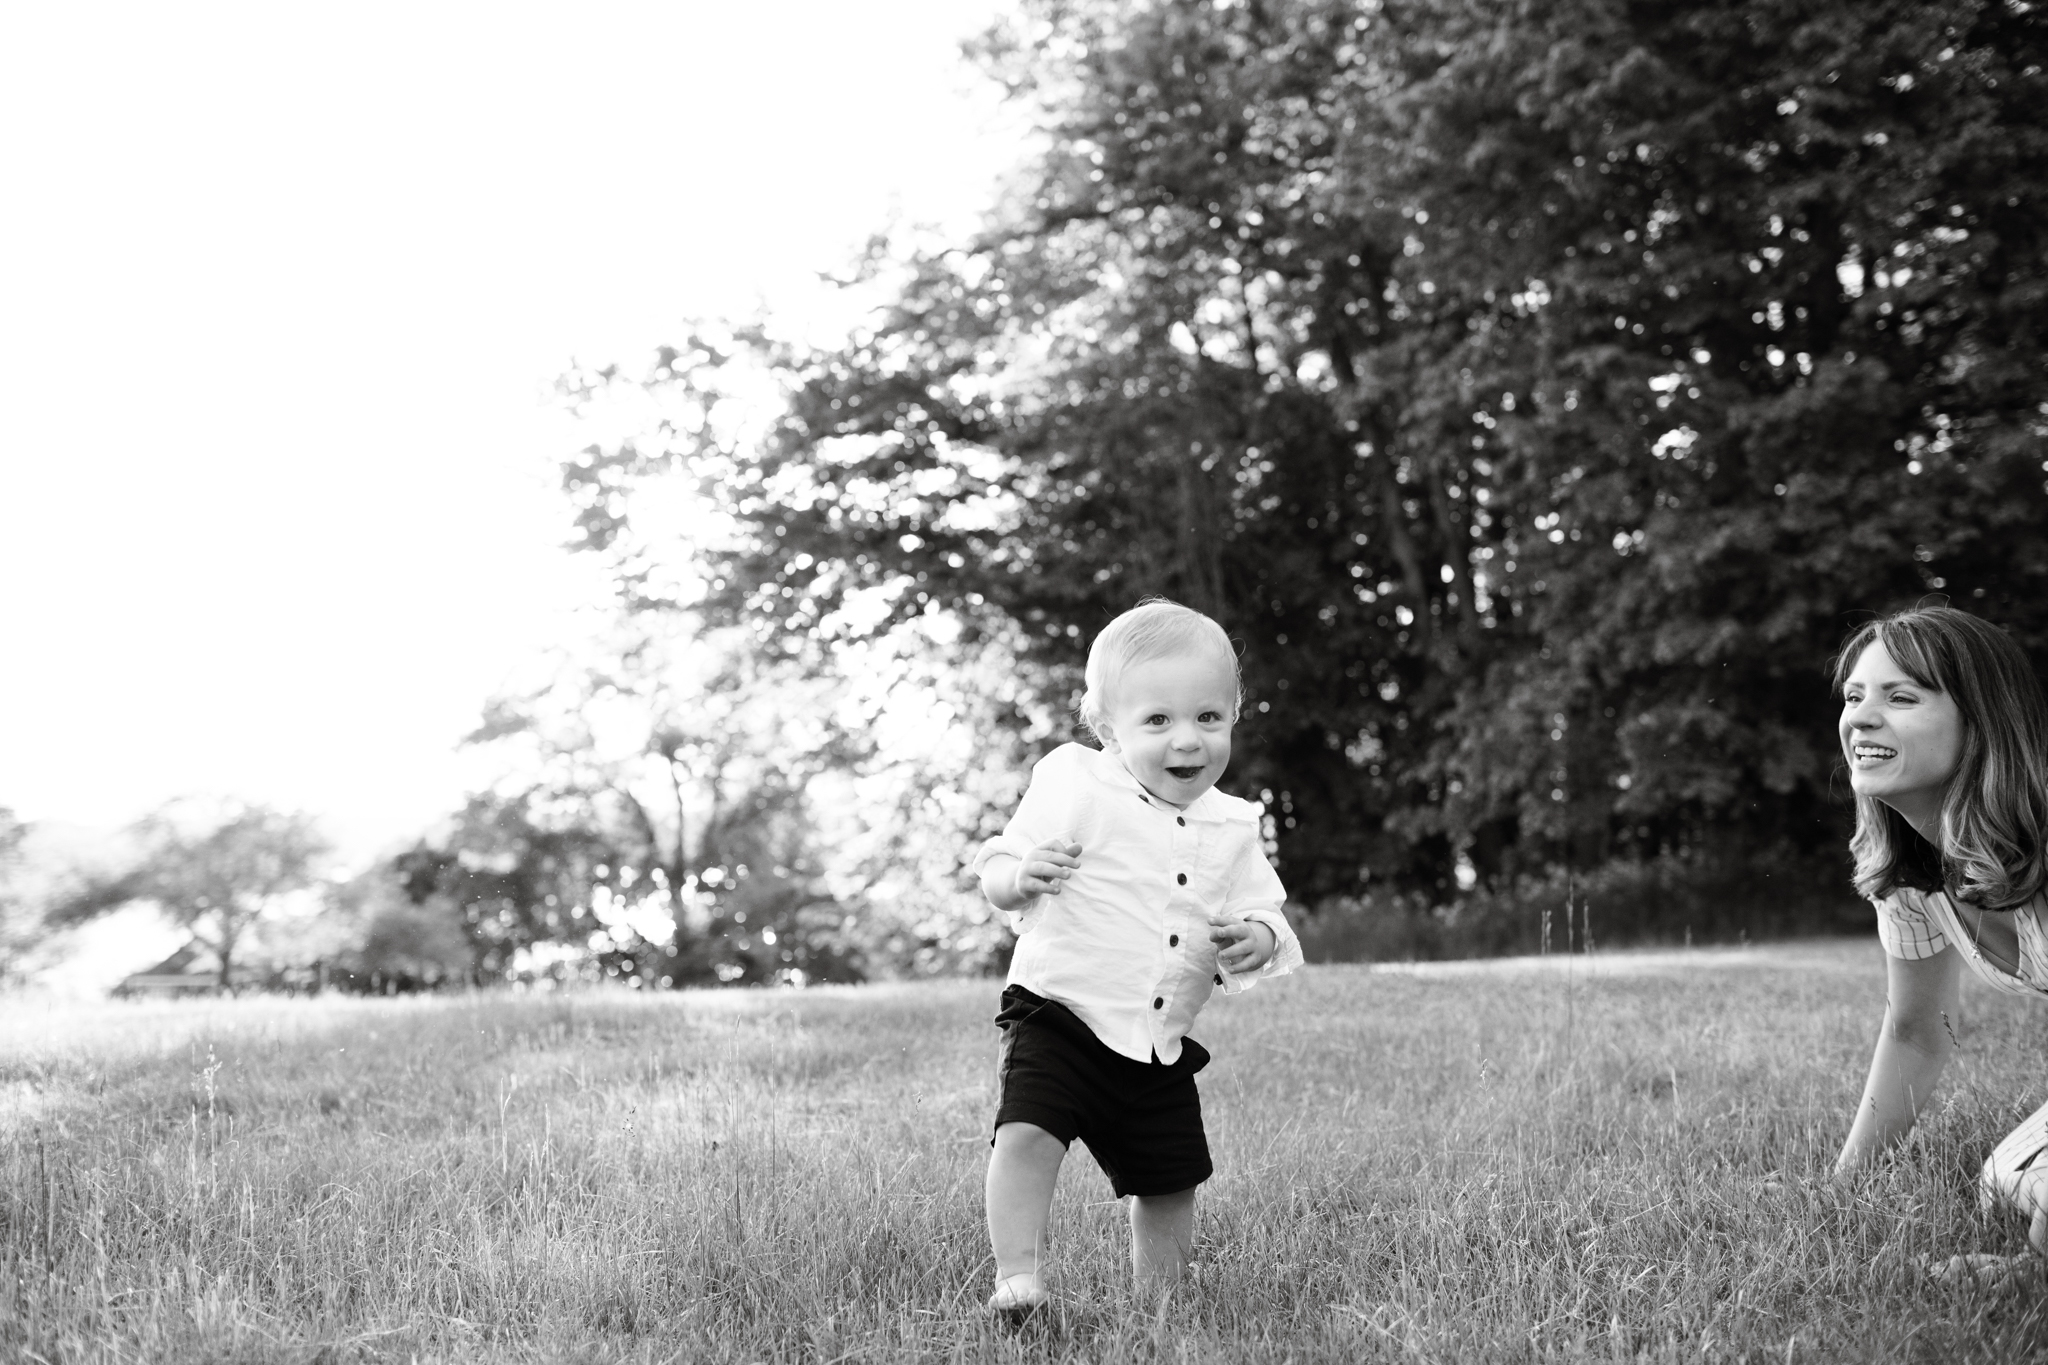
[1830,605,2048,1282]
[1839,644,1964,837]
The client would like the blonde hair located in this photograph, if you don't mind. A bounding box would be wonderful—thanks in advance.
[1835,606,2048,908]
[1078,599,1241,738]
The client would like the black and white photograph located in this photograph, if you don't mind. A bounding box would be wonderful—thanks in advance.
[4,1,2046,1360]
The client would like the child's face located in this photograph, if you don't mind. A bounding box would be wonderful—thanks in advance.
[1095,651,1237,809]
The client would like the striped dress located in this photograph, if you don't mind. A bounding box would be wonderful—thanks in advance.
[1876,885,2048,1214]
[1877,885,2048,993]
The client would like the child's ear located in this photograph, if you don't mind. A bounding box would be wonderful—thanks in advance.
[1094,720,1121,753]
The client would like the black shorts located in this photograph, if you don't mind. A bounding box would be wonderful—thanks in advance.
[992,984,1213,1198]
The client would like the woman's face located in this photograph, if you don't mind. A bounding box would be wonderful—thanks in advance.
[1839,639,1966,836]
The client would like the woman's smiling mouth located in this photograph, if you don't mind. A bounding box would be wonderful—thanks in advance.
[1852,743,1899,767]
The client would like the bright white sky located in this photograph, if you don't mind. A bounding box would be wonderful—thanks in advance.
[0,0,1027,864]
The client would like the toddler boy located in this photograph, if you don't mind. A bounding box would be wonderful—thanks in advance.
[974,598,1302,1316]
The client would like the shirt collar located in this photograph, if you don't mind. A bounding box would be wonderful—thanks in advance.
[1078,743,1229,823]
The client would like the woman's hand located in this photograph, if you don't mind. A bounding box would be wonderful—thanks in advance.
[1921,1252,2036,1288]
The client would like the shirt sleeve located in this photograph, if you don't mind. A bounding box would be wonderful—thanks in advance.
[971,747,1088,935]
[1875,891,1949,960]
[1216,838,1302,992]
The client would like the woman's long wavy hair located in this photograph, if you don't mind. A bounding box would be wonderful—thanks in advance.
[1835,606,2048,907]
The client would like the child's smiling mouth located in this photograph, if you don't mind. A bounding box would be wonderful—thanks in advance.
[1166,764,1206,781]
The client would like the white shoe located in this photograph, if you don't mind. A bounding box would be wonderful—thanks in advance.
[987,1272,1048,1321]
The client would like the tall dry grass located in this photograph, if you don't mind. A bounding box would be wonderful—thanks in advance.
[6,941,2048,1362]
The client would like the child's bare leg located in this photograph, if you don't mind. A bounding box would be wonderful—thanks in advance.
[1129,1186,1197,1306]
[987,1122,1066,1294]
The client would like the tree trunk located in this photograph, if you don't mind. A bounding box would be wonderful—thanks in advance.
[214,922,238,994]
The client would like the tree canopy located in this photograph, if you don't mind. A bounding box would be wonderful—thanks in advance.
[560,0,2046,948]
[400,616,859,986]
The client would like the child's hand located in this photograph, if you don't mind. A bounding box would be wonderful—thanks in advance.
[1210,916,1276,973]
[1009,836,1082,903]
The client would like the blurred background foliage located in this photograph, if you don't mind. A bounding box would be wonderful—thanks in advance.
[18,0,2048,990]
[553,0,2047,970]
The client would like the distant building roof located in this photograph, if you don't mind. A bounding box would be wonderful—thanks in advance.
[114,940,233,996]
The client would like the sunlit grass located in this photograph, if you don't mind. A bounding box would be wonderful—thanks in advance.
[6,942,2048,1362]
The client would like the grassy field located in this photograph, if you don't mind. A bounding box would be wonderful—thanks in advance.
[6,941,2048,1363]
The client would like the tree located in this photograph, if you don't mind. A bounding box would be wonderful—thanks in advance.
[568,1,1460,900]
[0,808,36,984]
[391,794,624,982]
[407,613,866,985]
[563,0,2048,940]
[1388,0,2048,887]
[316,867,474,991]
[48,801,330,990]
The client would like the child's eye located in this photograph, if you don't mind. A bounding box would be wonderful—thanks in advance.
[1199,711,1222,723]
[1146,713,1168,725]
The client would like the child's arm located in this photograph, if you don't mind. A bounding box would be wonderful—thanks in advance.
[970,745,1094,933]
[981,836,1083,913]
[1211,908,1303,990]
[1210,824,1303,990]
[1210,917,1278,973]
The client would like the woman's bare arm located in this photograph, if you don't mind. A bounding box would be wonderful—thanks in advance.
[1836,946,1964,1172]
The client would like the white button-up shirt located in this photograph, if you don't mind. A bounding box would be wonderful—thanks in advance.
[974,742,1303,1064]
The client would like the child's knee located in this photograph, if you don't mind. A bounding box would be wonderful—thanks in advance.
[993,1121,1068,1162]
[1132,1185,1198,1213]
